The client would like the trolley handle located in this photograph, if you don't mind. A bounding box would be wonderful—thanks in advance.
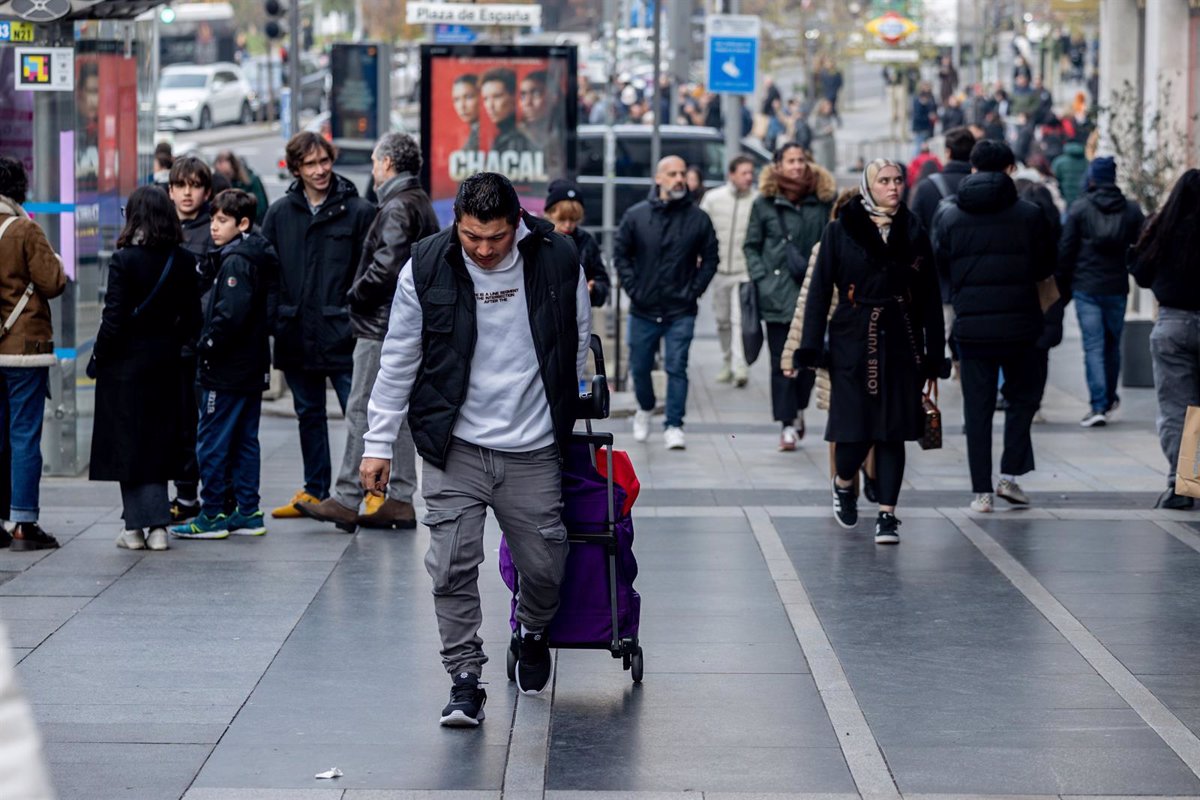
[574,335,610,421]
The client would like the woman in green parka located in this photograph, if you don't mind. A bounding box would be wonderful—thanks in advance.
[743,141,836,451]
[214,150,270,227]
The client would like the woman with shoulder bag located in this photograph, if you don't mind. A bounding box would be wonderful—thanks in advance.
[0,157,67,551]
[743,141,835,451]
[797,159,945,545]
[90,187,202,551]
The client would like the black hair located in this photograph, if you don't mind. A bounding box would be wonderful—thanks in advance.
[1133,168,1200,271]
[153,141,174,170]
[117,185,184,249]
[0,156,29,206]
[728,155,754,174]
[522,70,548,87]
[773,141,808,165]
[453,74,478,88]
[480,67,517,95]
[454,172,520,225]
[944,127,976,162]
[169,155,213,192]
[211,188,257,226]
[969,139,1015,173]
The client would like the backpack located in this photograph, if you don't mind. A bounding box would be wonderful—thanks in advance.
[1083,201,1130,253]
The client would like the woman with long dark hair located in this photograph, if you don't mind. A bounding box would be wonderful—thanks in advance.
[90,186,202,550]
[1130,169,1200,509]
[798,159,945,544]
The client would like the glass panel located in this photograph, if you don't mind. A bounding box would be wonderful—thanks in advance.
[161,72,208,88]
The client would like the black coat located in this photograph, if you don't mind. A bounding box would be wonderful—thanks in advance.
[348,174,440,341]
[262,174,376,372]
[197,233,279,393]
[569,226,611,307]
[90,245,202,483]
[908,160,971,301]
[932,171,1056,347]
[614,191,719,322]
[800,200,944,443]
[1016,181,1067,350]
[1060,184,1145,297]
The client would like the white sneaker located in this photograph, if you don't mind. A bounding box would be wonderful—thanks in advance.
[663,426,686,450]
[715,364,733,383]
[632,409,652,442]
[733,366,748,387]
[970,493,994,513]
[116,529,146,550]
[996,479,1030,506]
[779,426,798,451]
[145,528,170,551]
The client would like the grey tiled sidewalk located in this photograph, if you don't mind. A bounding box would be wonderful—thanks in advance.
[6,310,1200,799]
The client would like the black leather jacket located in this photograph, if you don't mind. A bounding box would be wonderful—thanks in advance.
[349,174,441,341]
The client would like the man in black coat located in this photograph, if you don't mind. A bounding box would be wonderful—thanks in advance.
[615,155,719,451]
[1059,156,1145,427]
[933,140,1056,512]
[297,133,439,533]
[262,132,376,518]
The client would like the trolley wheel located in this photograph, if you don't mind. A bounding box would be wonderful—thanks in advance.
[630,647,644,683]
[506,638,517,682]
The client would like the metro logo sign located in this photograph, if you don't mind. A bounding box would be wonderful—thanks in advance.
[866,11,918,45]
[13,47,74,91]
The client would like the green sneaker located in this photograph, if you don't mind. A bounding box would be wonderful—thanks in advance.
[227,508,267,536]
[170,513,230,539]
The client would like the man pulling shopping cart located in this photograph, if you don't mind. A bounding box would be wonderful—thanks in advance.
[360,172,592,727]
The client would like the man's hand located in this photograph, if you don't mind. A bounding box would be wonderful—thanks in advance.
[360,457,392,496]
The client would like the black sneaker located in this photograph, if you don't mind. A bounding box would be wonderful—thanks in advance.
[832,476,858,529]
[1156,487,1195,510]
[516,630,552,695]
[9,523,60,552]
[875,512,901,545]
[440,672,486,727]
[170,498,200,523]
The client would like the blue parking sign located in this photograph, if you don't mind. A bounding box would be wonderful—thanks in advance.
[705,15,760,95]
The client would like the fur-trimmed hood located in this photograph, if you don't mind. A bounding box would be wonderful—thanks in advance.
[758,163,838,203]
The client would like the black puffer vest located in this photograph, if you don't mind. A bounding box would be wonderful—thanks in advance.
[407,213,580,469]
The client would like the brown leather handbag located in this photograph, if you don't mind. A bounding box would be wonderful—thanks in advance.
[919,382,942,451]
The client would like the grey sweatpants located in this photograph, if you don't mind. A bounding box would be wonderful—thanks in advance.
[1150,308,1200,484]
[422,438,568,676]
[333,338,417,509]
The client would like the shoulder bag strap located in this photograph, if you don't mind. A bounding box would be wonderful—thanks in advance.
[773,202,792,242]
[0,217,34,338]
[929,173,951,199]
[132,251,176,319]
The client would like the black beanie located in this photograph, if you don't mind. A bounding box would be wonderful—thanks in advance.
[545,179,582,211]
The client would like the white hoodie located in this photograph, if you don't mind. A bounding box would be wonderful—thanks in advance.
[364,220,591,459]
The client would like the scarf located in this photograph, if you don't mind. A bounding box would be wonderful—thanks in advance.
[858,159,902,241]
[774,166,817,205]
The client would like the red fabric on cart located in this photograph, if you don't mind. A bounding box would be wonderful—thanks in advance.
[596,447,639,516]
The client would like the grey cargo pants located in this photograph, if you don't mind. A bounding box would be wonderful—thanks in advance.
[422,437,568,676]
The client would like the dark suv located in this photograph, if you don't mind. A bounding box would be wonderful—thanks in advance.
[576,124,772,223]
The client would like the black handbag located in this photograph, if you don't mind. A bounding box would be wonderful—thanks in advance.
[739,281,764,365]
[774,204,808,282]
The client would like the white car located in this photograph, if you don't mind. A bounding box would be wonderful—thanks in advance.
[157,63,256,131]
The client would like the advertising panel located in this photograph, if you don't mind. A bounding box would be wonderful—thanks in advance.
[420,44,577,225]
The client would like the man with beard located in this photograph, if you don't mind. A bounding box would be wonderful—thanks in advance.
[480,68,533,154]
[453,74,481,152]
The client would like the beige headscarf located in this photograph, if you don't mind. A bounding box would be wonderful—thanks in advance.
[859,158,903,240]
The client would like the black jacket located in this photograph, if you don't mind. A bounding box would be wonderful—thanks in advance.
[569,226,611,307]
[180,209,214,263]
[911,160,971,302]
[197,233,278,393]
[349,174,440,341]
[799,200,945,443]
[262,174,376,372]
[90,245,202,483]
[1016,180,1068,350]
[405,213,580,470]
[614,191,719,321]
[932,171,1056,347]
[1060,184,1144,297]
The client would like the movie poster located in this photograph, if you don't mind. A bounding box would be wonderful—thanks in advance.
[421,44,577,225]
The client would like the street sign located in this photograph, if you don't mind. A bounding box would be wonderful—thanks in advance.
[705,14,759,95]
[13,47,74,92]
[435,24,477,43]
[0,21,36,42]
[864,48,920,63]
[406,3,541,27]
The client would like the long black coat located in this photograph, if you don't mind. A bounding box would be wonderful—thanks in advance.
[799,200,944,443]
[90,245,202,483]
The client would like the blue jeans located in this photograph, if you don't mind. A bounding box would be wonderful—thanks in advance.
[0,367,49,523]
[197,389,264,516]
[285,369,351,499]
[1075,291,1126,413]
[628,314,695,429]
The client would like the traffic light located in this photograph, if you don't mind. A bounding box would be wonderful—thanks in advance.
[264,0,286,40]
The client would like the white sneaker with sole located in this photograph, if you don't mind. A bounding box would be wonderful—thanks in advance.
[715,364,733,383]
[970,493,994,513]
[996,479,1030,505]
[116,529,146,550]
[733,366,748,387]
[779,426,798,451]
[1080,410,1107,428]
[145,528,170,551]
[664,426,686,450]
[632,409,651,442]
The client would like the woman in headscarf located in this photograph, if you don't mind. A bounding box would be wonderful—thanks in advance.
[797,159,946,545]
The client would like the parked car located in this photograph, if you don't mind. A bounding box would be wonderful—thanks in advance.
[575,124,772,222]
[241,54,328,120]
[157,62,256,131]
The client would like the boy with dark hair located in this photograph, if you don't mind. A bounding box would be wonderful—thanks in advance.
[171,189,277,539]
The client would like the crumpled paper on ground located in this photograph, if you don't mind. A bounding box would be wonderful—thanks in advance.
[314,767,343,779]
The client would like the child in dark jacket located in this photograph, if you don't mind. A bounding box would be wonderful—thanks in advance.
[171,189,278,540]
